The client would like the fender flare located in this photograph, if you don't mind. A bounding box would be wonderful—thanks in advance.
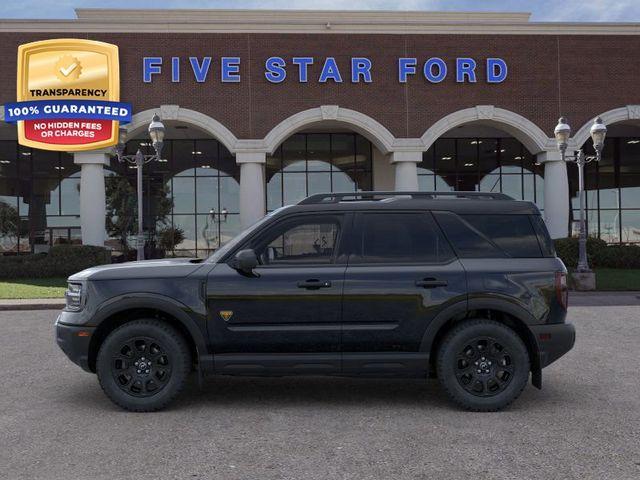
[90,293,209,359]
[419,296,542,382]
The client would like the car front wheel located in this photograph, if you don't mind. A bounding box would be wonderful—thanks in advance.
[96,319,191,412]
[436,319,530,412]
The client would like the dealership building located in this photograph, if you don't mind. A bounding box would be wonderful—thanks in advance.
[1,8,640,256]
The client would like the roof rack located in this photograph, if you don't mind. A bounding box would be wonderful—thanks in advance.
[298,191,512,205]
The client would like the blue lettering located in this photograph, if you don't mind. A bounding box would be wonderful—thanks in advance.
[171,57,180,83]
[456,58,477,83]
[398,58,417,83]
[351,57,372,83]
[292,57,314,82]
[319,57,342,83]
[143,57,162,83]
[487,58,508,83]
[221,57,241,83]
[424,58,447,83]
[265,56,287,83]
[189,57,211,83]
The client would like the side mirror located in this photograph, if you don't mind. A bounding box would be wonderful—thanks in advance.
[230,249,258,275]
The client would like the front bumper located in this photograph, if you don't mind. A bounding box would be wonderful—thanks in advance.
[530,322,576,368]
[55,313,95,373]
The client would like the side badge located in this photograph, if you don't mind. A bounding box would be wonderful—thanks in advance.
[219,310,233,322]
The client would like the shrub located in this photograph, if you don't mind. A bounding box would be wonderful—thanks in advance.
[0,245,110,279]
[554,237,640,269]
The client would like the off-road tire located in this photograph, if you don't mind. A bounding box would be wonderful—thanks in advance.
[96,319,191,412]
[436,319,530,412]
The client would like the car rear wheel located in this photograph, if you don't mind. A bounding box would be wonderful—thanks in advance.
[96,319,191,412]
[436,319,530,412]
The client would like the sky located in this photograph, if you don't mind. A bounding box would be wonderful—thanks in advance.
[0,0,639,22]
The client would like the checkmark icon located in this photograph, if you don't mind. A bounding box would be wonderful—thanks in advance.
[59,62,78,77]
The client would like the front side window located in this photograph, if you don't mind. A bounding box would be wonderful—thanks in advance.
[256,217,341,265]
[354,212,455,264]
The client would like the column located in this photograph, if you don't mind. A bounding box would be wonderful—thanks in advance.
[391,151,422,191]
[237,151,266,229]
[74,150,110,246]
[538,151,569,239]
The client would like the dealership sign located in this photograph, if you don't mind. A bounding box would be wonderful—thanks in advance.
[4,39,132,151]
[142,56,508,84]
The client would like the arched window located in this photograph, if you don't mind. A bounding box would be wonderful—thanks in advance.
[266,133,373,211]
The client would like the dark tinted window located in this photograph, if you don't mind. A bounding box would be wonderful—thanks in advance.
[356,213,454,264]
[434,212,504,258]
[530,215,556,257]
[461,214,543,258]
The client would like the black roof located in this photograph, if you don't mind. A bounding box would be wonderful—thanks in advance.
[277,191,541,216]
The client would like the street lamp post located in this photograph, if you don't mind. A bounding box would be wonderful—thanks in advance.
[113,114,166,261]
[554,116,607,273]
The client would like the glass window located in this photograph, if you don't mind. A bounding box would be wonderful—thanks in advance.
[461,214,543,257]
[434,211,504,258]
[259,218,340,265]
[266,133,373,212]
[621,210,640,244]
[355,212,454,264]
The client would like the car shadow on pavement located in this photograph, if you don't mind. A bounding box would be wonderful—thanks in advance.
[59,372,581,413]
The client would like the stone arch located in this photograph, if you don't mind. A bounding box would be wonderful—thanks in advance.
[127,105,239,154]
[263,105,396,155]
[420,105,553,154]
[572,105,640,148]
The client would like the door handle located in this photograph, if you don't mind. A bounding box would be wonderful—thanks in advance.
[415,278,448,288]
[297,279,332,290]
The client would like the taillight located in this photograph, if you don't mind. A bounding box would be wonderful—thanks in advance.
[555,272,568,310]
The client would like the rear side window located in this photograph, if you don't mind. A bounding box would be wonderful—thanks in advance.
[354,212,455,264]
[433,212,505,258]
[530,215,556,257]
[461,214,543,258]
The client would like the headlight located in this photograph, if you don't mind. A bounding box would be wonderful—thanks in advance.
[65,282,84,311]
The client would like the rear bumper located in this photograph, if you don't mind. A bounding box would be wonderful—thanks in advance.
[530,322,576,368]
[55,313,95,373]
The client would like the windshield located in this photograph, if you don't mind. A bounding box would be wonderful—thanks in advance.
[205,206,291,263]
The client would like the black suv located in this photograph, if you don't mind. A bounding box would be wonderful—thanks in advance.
[55,191,574,412]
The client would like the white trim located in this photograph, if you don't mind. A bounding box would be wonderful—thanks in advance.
[263,106,396,154]
[421,105,553,154]
[572,105,640,148]
[127,105,239,153]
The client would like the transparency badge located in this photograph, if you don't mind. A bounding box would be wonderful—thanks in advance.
[4,39,132,151]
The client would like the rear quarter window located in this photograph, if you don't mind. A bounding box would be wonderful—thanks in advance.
[434,212,546,258]
[460,214,543,258]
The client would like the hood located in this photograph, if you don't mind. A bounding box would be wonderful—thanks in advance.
[68,258,207,281]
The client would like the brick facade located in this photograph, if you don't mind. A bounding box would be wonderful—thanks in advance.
[1,32,638,140]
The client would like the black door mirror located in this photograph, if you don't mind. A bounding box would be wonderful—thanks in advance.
[230,249,258,275]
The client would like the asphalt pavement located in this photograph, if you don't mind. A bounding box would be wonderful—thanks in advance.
[0,307,639,480]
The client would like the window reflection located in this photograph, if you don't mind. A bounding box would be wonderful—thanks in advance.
[420,138,543,204]
[569,137,640,244]
[266,133,373,211]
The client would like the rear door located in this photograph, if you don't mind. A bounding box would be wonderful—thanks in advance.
[341,211,467,374]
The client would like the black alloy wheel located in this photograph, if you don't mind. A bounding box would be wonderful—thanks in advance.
[110,336,173,398]
[96,319,191,412]
[436,319,530,412]
[455,336,514,397]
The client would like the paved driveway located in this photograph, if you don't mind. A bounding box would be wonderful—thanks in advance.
[0,307,638,480]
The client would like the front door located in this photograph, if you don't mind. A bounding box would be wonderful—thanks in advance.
[207,213,349,374]
[341,211,467,375]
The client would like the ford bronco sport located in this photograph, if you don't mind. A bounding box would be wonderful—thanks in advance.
[55,191,575,412]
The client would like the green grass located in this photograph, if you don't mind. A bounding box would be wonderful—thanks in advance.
[0,277,67,299]
[594,269,640,291]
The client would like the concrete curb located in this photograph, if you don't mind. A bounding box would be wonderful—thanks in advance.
[0,299,65,311]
